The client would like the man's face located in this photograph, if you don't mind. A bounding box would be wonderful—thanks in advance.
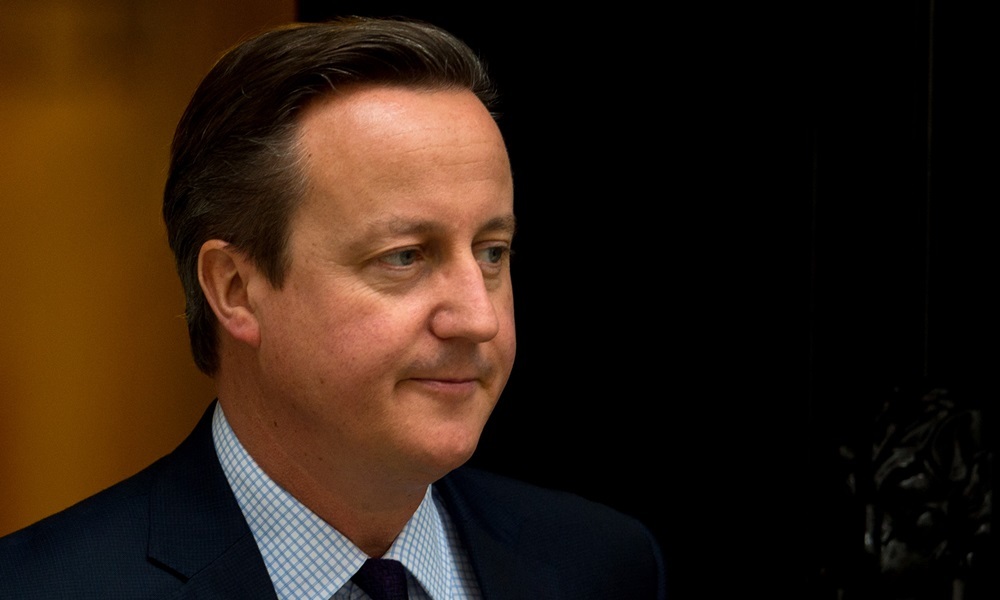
[247,86,516,486]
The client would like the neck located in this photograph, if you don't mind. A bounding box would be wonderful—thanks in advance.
[216,391,428,558]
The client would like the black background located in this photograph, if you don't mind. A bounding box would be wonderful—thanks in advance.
[297,3,996,597]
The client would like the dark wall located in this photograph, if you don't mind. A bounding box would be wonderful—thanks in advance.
[805,3,997,598]
[297,3,995,597]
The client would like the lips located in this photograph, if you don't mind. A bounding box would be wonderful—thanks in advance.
[402,377,481,399]
[405,376,482,392]
[408,375,479,383]
[401,362,489,391]
[403,352,494,385]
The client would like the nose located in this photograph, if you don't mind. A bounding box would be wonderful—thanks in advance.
[429,257,501,343]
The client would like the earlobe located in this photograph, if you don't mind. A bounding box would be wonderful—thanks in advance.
[198,240,262,348]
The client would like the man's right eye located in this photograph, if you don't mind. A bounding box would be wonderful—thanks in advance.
[379,248,421,267]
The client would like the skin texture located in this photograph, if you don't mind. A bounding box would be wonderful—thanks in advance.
[198,86,516,557]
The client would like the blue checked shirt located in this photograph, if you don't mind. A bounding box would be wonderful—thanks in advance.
[212,403,483,600]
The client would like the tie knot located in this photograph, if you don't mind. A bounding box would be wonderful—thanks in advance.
[352,558,409,600]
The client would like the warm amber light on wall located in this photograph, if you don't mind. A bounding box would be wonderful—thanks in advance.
[0,0,296,537]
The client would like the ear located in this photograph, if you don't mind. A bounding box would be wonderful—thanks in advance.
[198,240,261,348]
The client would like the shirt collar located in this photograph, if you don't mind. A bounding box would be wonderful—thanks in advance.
[212,402,453,600]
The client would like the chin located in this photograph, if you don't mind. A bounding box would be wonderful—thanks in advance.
[411,424,482,478]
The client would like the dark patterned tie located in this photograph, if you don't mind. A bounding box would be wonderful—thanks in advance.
[352,558,409,600]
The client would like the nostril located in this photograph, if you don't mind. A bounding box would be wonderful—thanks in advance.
[429,294,500,343]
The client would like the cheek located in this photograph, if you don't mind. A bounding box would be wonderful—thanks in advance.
[495,299,517,370]
[258,284,387,378]
[314,301,422,371]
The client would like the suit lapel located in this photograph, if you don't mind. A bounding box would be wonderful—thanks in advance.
[145,407,565,599]
[164,535,277,600]
[436,469,563,599]
[147,402,277,600]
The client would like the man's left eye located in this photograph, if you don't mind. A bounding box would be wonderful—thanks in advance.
[477,245,508,264]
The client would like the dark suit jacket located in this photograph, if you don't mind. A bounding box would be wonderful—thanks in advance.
[0,403,666,599]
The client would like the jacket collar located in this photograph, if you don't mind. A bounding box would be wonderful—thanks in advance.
[436,468,563,598]
[147,401,277,599]
[146,403,555,599]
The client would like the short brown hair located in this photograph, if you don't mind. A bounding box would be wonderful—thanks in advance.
[162,16,498,375]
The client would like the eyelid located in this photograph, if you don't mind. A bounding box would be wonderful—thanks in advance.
[374,238,512,268]
[377,246,422,267]
[474,242,512,267]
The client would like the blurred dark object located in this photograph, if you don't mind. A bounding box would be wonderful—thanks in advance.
[859,386,993,599]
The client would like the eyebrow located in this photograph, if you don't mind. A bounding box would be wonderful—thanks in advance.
[377,214,517,237]
[345,214,517,255]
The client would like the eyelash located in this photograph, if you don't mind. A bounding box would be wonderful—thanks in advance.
[380,248,421,267]
[476,245,510,265]
[377,244,511,270]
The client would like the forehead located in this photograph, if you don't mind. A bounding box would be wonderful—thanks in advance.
[289,85,513,240]
[295,84,504,161]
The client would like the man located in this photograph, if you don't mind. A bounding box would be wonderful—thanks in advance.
[0,17,666,599]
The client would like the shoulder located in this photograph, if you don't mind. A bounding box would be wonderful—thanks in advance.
[440,466,655,537]
[0,460,179,598]
[0,405,223,599]
[0,462,156,551]
[437,466,667,599]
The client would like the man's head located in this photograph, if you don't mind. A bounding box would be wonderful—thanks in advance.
[163,17,516,486]
[163,16,499,376]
